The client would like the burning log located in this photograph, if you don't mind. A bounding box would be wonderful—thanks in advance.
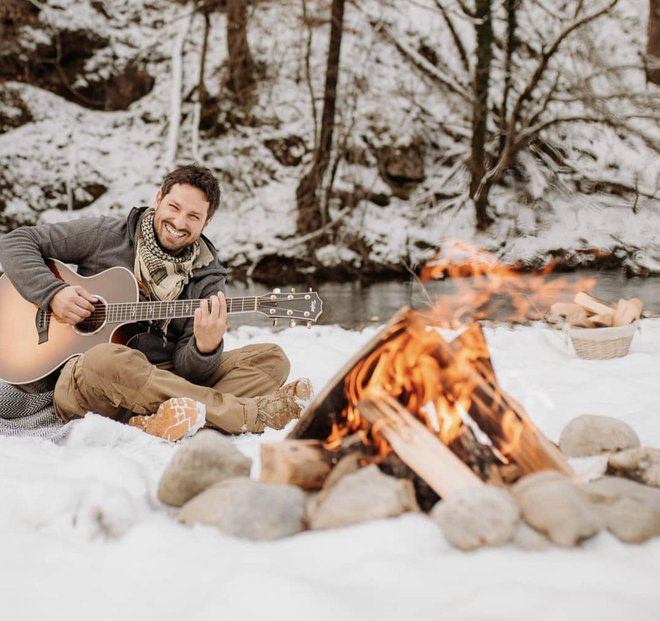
[358,391,484,497]
[431,323,573,477]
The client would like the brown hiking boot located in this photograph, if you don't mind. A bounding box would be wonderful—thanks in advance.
[254,378,313,431]
[128,397,206,442]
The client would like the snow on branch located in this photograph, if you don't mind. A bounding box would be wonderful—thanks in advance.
[477,0,619,196]
[368,20,473,103]
[510,0,618,127]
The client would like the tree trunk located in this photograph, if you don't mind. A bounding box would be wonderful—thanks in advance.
[499,0,519,152]
[647,0,660,84]
[296,0,345,238]
[226,0,255,107]
[198,10,211,110]
[0,0,40,40]
[468,0,494,230]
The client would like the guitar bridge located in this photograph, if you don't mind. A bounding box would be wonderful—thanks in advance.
[35,308,49,344]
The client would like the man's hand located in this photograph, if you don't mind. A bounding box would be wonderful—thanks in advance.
[194,291,227,354]
[50,285,98,325]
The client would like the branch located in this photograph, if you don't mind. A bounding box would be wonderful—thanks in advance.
[551,91,656,104]
[475,0,618,198]
[370,21,472,103]
[301,0,319,152]
[571,176,658,201]
[510,0,618,129]
[526,71,560,129]
[433,0,470,74]
[519,114,660,154]
[453,0,476,18]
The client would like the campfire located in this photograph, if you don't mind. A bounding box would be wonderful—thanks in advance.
[261,244,598,504]
[262,309,571,505]
[162,244,659,548]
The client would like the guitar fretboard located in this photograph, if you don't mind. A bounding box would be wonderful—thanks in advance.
[103,297,259,323]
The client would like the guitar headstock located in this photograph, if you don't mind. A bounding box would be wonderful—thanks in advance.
[256,288,323,327]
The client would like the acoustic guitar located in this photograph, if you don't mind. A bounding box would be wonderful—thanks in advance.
[0,258,323,385]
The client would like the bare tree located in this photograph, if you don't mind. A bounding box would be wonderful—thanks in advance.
[470,1,621,223]
[296,0,345,238]
[226,0,255,107]
[648,0,660,84]
[380,1,652,229]
[468,0,494,229]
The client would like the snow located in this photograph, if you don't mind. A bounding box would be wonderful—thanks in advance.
[1,1,659,615]
[2,319,660,620]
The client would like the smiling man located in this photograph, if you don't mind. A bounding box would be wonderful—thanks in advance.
[0,164,311,440]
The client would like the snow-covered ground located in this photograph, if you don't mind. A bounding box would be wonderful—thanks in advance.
[1,319,660,621]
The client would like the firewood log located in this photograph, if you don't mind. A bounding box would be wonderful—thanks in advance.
[612,298,643,327]
[260,440,333,490]
[590,312,614,327]
[573,292,615,316]
[358,392,484,497]
[549,302,594,327]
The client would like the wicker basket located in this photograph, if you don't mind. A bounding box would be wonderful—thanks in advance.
[567,321,639,360]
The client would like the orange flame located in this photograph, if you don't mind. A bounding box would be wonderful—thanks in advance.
[325,316,506,462]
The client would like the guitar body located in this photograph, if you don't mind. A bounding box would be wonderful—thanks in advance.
[0,259,139,384]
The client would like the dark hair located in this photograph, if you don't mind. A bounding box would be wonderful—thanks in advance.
[160,164,221,218]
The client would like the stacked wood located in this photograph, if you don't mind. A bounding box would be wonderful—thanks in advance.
[549,292,643,328]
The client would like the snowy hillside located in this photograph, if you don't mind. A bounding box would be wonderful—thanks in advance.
[0,0,658,280]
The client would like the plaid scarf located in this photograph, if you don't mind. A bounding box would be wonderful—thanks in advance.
[134,208,200,332]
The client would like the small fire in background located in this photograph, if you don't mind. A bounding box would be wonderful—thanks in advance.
[418,241,597,328]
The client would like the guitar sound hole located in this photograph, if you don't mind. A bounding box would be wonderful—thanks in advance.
[76,301,107,335]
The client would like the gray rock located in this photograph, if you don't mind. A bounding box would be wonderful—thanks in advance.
[158,430,252,507]
[512,471,602,547]
[430,485,520,551]
[582,475,660,512]
[581,476,660,543]
[607,447,660,488]
[559,414,640,457]
[178,477,306,540]
[512,522,553,551]
[309,465,419,530]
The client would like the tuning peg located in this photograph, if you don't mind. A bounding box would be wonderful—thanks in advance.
[291,287,296,293]
[272,319,278,327]
[273,288,281,294]
[289,319,297,328]
[306,321,312,329]
[309,287,313,292]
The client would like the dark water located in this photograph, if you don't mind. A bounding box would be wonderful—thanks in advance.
[227,270,660,329]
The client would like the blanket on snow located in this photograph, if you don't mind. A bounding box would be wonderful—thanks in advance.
[0,381,75,442]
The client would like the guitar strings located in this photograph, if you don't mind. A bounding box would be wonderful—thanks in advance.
[58,295,303,324]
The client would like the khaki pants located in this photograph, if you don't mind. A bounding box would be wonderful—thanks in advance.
[53,342,290,433]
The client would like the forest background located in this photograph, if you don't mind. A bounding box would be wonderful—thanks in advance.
[0,0,658,285]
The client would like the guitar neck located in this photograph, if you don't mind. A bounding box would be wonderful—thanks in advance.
[104,297,257,324]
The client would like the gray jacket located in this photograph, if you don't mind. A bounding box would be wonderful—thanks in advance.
[0,207,228,384]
